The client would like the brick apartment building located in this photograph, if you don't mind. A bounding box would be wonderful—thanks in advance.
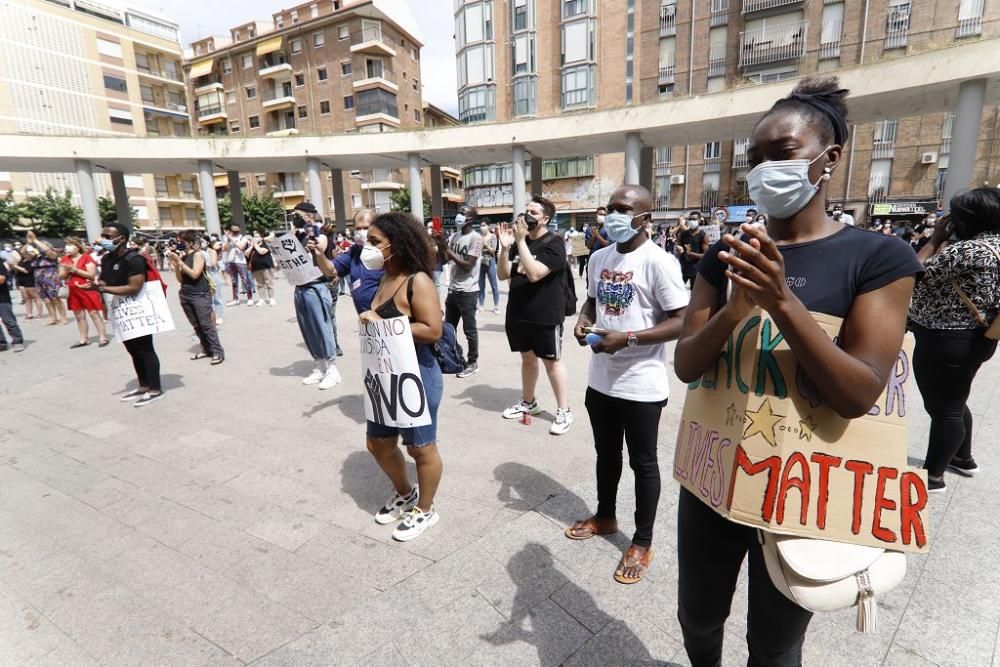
[455,0,1000,228]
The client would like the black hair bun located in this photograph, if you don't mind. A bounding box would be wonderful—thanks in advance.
[789,76,850,125]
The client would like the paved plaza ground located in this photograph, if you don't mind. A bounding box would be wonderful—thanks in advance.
[2,270,999,667]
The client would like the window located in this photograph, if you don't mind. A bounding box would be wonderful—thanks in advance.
[411,47,418,60]
[234,30,242,42]
[458,44,494,87]
[561,65,594,108]
[103,74,127,92]
[256,174,267,187]
[885,0,910,49]
[366,58,384,78]
[342,62,352,76]
[351,194,362,208]
[158,206,172,222]
[290,38,302,53]
[456,1,492,48]
[513,77,535,116]
[230,120,241,133]
[314,31,325,47]
[563,0,590,19]
[704,141,722,160]
[513,34,533,74]
[415,109,421,122]
[154,177,167,194]
[140,84,154,103]
[96,38,122,59]
[344,95,354,109]
[311,3,319,18]
[185,208,198,223]
[222,58,232,74]
[338,24,349,40]
[298,105,308,118]
[868,159,892,197]
[561,19,594,65]
[291,9,299,23]
[242,54,253,69]
[459,85,495,123]
[541,156,594,179]
[463,164,512,186]
[249,115,260,128]
[109,108,133,126]
[173,121,187,136]
[957,0,985,36]
[246,85,256,99]
[356,88,398,117]
[320,100,331,114]
[513,0,530,31]
[317,67,328,81]
[226,91,236,105]
[412,79,419,92]
[289,73,302,88]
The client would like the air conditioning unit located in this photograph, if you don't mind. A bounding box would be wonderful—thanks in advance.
[670,174,685,185]
[921,152,938,164]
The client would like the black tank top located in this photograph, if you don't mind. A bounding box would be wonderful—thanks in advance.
[373,275,415,321]
[180,252,209,294]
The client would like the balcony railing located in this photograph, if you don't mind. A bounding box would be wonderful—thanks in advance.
[137,64,182,82]
[738,20,808,68]
[660,3,677,36]
[459,105,493,124]
[357,67,397,85]
[885,12,909,49]
[262,88,295,103]
[193,75,223,90]
[741,0,804,14]
[957,0,984,37]
[710,0,729,26]
[654,194,672,210]
[940,137,952,155]
[654,164,672,176]
[872,140,895,159]
[259,54,290,70]
[708,45,726,77]
[703,157,721,173]
[658,64,675,85]
[197,104,224,118]
[819,20,842,59]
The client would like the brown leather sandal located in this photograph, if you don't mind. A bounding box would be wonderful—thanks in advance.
[614,545,654,585]
[564,516,619,541]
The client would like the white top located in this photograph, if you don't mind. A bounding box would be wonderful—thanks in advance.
[839,212,855,226]
[587,239,690,401]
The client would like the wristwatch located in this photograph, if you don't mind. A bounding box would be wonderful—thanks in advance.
[626,331,638,348]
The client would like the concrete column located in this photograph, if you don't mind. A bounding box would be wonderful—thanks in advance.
[639,147,654,191]
[512,145,526,217]
[330,168,347,232]
[74,159,102,241]
[624,132,642,184]
[942,78,987,210]
[109,170,132,228]
[429,164,443,219]
[306,157,325,219]
[198,160,221,236]
[530,156,543,197]
[408,153,423,220]
[227,171,245,231]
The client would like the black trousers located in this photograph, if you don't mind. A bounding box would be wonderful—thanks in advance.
[445,290,479,364]
[585,387,664,548]
[912,325,997,477]
[677,489,813,667]
[123,334,161,392]
[180,291,224,358]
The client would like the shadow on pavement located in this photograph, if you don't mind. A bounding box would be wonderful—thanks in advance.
[269,360,317,378]
[118,373,184,393]
[340,449,416,513]
[494,461,588,525]
[453,383,522,412]
[302,394,366,423]
[478,323,507,334]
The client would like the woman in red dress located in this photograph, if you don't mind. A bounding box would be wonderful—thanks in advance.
[59,237,109,348]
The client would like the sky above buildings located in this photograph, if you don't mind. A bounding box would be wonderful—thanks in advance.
[160,0,459,116]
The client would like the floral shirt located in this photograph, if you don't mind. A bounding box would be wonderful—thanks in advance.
[910,232,1000,330]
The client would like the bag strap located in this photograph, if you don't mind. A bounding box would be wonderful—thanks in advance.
[950,278,990,328]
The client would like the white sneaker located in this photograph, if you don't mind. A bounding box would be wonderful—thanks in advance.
[302,368,324,385]
[374,486,419,524]
[318,365,341,390]
[392,506,439,542]
[269,299,276,306]
[225,299,240,307]
[503,398,542,419]
[256,299,265,307]
[246,298,255,306]
[549,408,574,436]
[493,308,500,315]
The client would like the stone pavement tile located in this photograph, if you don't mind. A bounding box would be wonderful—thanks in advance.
[251,587,432,666]
[882,645,940,666]
[391,591,508,666]
[892,576,997,667]
[175,521,278,572]
[101,487,171,527]
[549,560,655,634]
[98,535,209,593]
[392,542,508,612]
[131,498,226,549]
[224,468,341,525]
[295,524,433,591]
[71,476,140,510]
[350,643,409,667]
[563,616,684,667]
[475,546,572,621]
[243,503,325,551]
[178,428,235,449]
[79,419,129,440]
[464,598,593,667]
[0,581,97,666]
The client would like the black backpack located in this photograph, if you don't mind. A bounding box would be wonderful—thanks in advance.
[541,234,577,317]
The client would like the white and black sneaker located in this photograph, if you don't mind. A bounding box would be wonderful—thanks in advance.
[374,486,419,525]
[549,408,574,436]
[133,392,164,408]
[457,362,479,379]
[119,388,145,402]
[503,398,542,420]
[392,506,439,542]
[948,456,979,477]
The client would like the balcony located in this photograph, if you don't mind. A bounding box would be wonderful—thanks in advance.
[741,0,804,14]
[708,45,726,77]
[885,13,909,49]
[654,163,672,176]
[658,64,675,85]
[872,141,895,159]
[940,137,952,155]
[660,4,677,37]
[957,0,984,37]
[259,55,293,79]
[266,128,299,137]
[136,64,184,84]
[196,104,226,123]
[351,24,396,57]
[262,87,296,109]
[819,20,842,59]
[733,138,751,168]
[738,20,808,69]
[710,0,729,26]
[353,67,399,92]
[193,76,223,94]
[703,157,721,173]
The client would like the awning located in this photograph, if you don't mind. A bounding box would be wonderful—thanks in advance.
[256,36,283,56]
[870,201,935,216]
[189,58,214,78]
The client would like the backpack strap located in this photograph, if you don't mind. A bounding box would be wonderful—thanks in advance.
[406,274,415,307]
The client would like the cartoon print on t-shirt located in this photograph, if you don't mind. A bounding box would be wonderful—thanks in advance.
[597,269,636,316]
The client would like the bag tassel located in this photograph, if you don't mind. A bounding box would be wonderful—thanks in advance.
[855,570,878,633]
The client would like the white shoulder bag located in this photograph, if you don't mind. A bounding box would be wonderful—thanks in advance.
[758,531,906,633]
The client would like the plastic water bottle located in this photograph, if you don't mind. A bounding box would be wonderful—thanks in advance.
[585,332,604,348]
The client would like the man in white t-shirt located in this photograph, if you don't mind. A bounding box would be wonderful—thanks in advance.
[567,184,689,585]
[222,225,256,305]
[831,203,855,226]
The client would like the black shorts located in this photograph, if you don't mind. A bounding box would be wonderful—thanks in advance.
[506,321,563,360]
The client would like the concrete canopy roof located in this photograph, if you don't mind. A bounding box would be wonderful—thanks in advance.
[3,37,999,175]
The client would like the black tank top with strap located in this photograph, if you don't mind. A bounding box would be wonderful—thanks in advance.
[373,275,415,321]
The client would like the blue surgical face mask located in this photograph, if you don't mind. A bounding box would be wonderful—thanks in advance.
[604,211,644,243]
[99,237,120,252]
[454,213,467,226]
[747,147,831,219]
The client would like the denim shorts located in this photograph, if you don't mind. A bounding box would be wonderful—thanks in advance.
[366,354,443,447]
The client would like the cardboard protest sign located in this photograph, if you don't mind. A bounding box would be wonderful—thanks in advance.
[360,316,432,428]
[110,281,175,342]
[674,309,929,554]
[266,233,323,286]
[703,223,722,245]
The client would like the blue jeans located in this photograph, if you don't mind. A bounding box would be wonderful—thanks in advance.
[366,344,443,447]
[207,270,225,318]
[227,263,255,300]
[293,283,335,362]
[328,284,343,356]
[478,256,500,309]
[0,303,23,345]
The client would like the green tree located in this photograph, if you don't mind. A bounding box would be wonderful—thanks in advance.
[390,187,431,220]
[217,192,286,234]
[20,188,83,237]
[0,191,21,238]
[98,195,138,225]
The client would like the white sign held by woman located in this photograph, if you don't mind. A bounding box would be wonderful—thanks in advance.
[110,281,175,342]
[267,233,323,286]
[360,316,431,428]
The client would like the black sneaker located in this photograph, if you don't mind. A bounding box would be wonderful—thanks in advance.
[457,362,479,378]
[0,344,8,352]
[927,475,946,494]
[948,456,979,477]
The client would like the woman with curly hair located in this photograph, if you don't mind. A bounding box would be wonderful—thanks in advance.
[357,211,444,542]
[59,236,108,347]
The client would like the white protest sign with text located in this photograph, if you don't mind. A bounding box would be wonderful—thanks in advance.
[111,281,175,342]
[266,233,323,286]
[360,316,431,428]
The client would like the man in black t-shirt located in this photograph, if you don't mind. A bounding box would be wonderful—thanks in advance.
[0,262,25,352]
[497,196,574,436]
[676,211,708,287]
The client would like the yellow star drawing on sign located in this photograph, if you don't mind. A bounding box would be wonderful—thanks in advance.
[742,398,786,447]
[798,416,818,442]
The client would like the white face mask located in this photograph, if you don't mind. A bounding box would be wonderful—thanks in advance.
[355,228,369,244]
[65,245,78,255]
[360,243,388,270]
[747,147,831,219]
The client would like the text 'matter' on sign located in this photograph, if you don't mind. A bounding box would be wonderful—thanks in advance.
[110,280,175,342]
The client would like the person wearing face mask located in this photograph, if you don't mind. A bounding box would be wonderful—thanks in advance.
[568,184,689,584]
[205,238,225,324]
[478,221,501,314]
[672,77,923,664]
[12,245,43,320]
[752,213,768,227]
[676,211,708,288]
[313,208,384,315]
[497,196,574,435]
[223,225,255,306]
[246,231,276,307]
[582,206,609,279]
[443,205,483,378]
[0,253,25,352]
[84,223,165,407]
[293,220,341,391]
[59,236,108,348]
[830,203,854,226]
[23,230,68,326]
[167,230,224,365]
